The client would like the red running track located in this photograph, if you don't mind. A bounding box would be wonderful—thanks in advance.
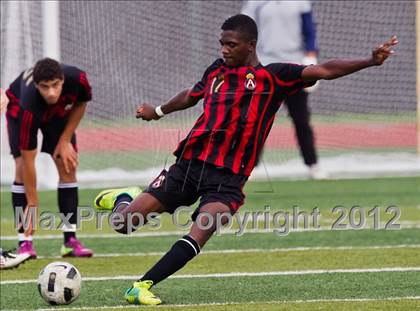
[77,123,416,152]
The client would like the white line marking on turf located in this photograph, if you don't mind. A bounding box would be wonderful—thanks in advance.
[2,267,420,285]
[0,230,189,240]
[35,244,420,259]
[0,296,412,311]
[1,223,420,240]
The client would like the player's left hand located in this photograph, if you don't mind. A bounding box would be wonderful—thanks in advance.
[53,141,78,173]
[371,35,398,66]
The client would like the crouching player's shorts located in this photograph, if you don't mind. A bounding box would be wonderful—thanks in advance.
[7,113,76,158]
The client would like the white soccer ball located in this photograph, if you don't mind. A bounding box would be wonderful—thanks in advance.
[37,261,82,305]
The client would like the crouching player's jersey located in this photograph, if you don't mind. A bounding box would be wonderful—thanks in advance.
[6,64,92,152]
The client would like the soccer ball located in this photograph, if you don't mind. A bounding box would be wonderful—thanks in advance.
[37,261,82,305]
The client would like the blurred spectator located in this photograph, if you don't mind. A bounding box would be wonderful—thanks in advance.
[242,0,328,179]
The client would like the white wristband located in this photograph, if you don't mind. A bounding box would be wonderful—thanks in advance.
[155,105,165,117]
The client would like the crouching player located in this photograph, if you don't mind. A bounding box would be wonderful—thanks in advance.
[5,58,93,258]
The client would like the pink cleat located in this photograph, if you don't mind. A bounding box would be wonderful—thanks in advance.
[17,241,37,259]
[61,237,93,257]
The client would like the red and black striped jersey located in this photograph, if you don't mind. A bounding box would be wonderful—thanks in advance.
[5,64,92,151]
[174,58,312,176]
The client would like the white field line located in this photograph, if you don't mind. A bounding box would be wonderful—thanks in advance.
[34,244,420,259]
[27,297,420,311]
[2,267,420,285]
[2,297,420,311]
[1,297,420,311]
[3,296,420,311]
[1,223,420,241]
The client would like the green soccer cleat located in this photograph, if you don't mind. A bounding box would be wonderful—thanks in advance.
[124,280,162,305]
[93,187,142,211]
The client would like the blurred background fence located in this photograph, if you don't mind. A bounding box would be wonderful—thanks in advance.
[1,1,418,188]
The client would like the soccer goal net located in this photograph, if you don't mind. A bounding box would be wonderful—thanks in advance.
[1,1,418,188]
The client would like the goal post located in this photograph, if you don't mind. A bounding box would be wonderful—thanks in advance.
[42,0,60,60]
[0,1,60,189]
[417,0,420,156]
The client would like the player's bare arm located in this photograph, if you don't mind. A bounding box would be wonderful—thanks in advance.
[302,35,398,83]
[53,101,87,173]
[21,149,38,237]
[136,88,200,121]
[21,149,38,207]
[0,88,9,114]
[16,147,38,238]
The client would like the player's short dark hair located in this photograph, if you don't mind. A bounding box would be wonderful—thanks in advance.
[33,58,63,84]
[221,14,258,42]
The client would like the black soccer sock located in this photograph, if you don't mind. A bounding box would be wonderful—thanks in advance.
[112,194,133,213]
[141,235,200,285]
[58,183,78,244]
[12,182,28,246]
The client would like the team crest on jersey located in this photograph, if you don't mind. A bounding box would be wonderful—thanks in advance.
[245,73,256,90]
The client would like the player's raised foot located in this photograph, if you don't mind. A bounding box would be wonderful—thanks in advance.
[17,241,37,259]
[93,186,142,211]
[61,237,93,257]
[124,280,162,305]
[0,249,31,269]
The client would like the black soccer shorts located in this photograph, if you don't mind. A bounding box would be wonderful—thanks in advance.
[7,114,77,158]
[145,158,248,218]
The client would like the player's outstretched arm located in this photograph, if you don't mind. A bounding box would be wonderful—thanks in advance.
[302,35,398,83]
[136,88,200,121]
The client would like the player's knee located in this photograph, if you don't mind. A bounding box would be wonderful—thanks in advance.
[54,158,77,178]
[57,169,77,183]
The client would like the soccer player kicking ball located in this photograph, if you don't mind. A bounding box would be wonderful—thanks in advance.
[5,58,93,258]
[94,14,398,305]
